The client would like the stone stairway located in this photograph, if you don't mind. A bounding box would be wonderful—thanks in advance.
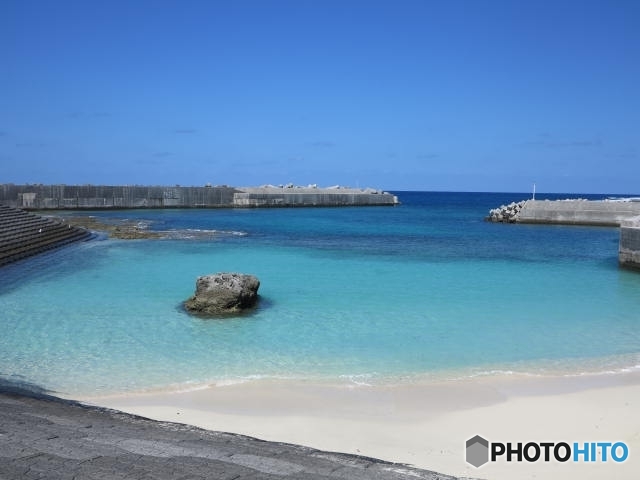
[0,205,93,267]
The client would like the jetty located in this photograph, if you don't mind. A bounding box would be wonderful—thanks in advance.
[487,199,640,227]
[0,184,399,210]
[486,198,640,270]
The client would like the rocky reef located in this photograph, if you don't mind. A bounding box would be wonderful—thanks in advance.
[58,216,163,239]
[184,273,260,317]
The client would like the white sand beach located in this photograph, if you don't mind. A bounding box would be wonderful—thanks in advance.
[86,372,640,480]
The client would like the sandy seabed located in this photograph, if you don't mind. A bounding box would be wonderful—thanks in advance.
[83,371,640,480]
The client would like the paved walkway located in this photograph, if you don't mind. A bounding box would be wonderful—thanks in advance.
[0,389,468,480]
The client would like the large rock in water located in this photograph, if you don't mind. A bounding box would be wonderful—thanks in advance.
[184,273,260,316]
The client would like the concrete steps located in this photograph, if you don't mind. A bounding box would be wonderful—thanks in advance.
[0,205,93,267]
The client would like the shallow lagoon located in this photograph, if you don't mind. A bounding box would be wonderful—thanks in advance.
[1,192,639,396]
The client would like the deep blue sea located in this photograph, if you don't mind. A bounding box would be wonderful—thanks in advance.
[1,192,639,396]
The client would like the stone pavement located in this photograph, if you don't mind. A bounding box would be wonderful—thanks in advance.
[0,388,470,480]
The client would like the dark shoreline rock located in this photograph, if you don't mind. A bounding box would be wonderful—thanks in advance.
[55,215,163,239]
[184,273,260,317]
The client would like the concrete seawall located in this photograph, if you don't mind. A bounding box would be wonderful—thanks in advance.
[0,205,92,266]
[487,198,640,272]
[0,184,399,209]
[517,199,640,226]
[233,187,398,207]
[619,216,640,270]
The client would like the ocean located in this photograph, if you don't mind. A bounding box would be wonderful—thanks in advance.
[1,191,639,396]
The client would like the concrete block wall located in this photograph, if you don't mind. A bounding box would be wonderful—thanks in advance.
[0,185,237,209]
[232,188,398,207]
[0,184,397,209]
[619,216,640,269]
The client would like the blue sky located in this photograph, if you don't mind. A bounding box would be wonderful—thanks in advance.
[1,0,639,193]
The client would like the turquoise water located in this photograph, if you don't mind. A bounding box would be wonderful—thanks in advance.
[1,192,639,396]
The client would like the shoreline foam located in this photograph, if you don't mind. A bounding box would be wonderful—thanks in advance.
[60,350,640,398]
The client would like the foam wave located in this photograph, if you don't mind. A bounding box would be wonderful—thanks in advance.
[338,373,377,387]
[169,374,299,392]
[78,359,640,399]
[213,374,272,387]
[440,355,640,383]
[161,229,248,240]
[562,363,640,377]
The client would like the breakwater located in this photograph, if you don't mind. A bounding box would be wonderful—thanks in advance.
[619,216,640,270]
[486,201,527,223]
[0,184,399,210]
[487,198,640,272]
[487,199,640,226]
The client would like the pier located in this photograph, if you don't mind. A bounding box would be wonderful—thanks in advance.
[487,199,640,227]
[516,199,640,226]
[487,198,640,272]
